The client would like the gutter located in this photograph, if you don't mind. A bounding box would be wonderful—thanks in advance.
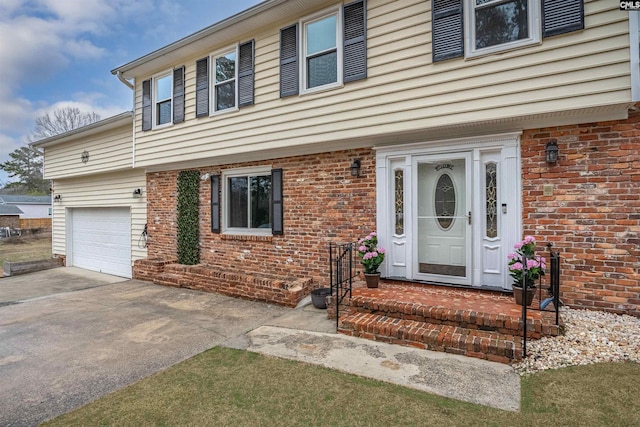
[116,71,134,90]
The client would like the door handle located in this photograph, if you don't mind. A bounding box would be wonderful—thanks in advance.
[468,211,472,225]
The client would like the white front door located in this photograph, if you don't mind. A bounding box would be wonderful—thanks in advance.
[414,155,471,285]
[376,134,521,290]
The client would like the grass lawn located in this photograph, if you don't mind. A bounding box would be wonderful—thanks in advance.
[0,233,52,274]
[43,347,639,427]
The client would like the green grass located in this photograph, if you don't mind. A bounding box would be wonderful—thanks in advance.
[43,347,640,427]
[0,234,52,266]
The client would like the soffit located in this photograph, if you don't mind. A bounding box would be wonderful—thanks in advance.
[111,0,334,80]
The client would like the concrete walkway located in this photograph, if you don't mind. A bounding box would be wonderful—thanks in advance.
[0,268,520,426]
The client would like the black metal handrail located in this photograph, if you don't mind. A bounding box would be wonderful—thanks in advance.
[329,242,356,329]
[522,243,561,358]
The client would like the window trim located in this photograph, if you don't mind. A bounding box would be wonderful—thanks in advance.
[209,44,240,116]
[299,6,344,95]
[222,166,273,235]
[152,69,173,129]
[464,0,540,58]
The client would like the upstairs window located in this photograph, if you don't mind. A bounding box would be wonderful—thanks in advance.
[214,49,237,113]
[303,11,341,91]
[466,0,539,57]
[154,72,173,126]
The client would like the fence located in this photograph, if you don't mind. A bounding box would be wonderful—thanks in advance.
[329,242,357,329]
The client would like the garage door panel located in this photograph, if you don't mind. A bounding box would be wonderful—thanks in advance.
[71,208,131,278]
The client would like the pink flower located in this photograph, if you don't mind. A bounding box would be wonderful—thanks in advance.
[359,245,367,252]
[377,247,386,254]
[510,262,523,271]
[514,242,523,250]
[370,232,377,236]
[363,252,373,260]
[527,259,538,269]
[524,235,535,244]
[507,253,516,260]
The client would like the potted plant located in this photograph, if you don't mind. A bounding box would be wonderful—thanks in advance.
[357,232,385,288]
[508,236,546,306]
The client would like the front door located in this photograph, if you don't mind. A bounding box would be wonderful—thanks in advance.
[414,155,471,285]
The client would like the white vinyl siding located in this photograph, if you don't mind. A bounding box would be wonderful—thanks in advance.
[131,0,631,168]
[43,123,133,179]
[51,169,147,266]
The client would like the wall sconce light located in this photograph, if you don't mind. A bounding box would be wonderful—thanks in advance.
[545,140,559,164]
[350,159,362,177]
[53,195,62,203]
[132,188,143,198]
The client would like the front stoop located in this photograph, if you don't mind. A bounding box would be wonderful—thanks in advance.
[335,283,562,364]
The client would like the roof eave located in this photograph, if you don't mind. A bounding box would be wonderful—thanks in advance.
[31,111,133,148]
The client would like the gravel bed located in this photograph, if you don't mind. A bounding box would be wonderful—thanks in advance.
[513,307,640,376]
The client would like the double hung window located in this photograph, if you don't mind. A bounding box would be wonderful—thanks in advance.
[154,72,172,127]
[213,48,238,113]
[303,11,341,92]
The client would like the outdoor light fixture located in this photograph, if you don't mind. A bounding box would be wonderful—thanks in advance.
[53,195,62,203]
[350,159,362,177]
[545,140,559,164]
[132,188,143,198]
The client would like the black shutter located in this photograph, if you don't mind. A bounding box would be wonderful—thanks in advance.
[142,79,152,131]
[238,40,255,107]
[543,0,584,38]
[196,57,209,117]
[280,24,299,98]
[271,168,283,235]
[173,66,185,123]
[343,0,367,83]
[211,175,220,233]
[432,0,464,63]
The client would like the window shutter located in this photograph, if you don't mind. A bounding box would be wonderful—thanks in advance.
[543,0,584,38]
[142,79,152,131]
[432,0,463,63]
[211,175,220,233]
[196,57,209,117]
[343,0,367,83]
[280,24,299,98]
[238,40,255,107]
[173,66,185,123]
[271,168,283,235]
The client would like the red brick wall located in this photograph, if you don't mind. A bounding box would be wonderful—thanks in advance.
[146,148,377,287]
[521,109,640,316]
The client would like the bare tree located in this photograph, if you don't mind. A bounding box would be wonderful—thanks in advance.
[1,107,101,194]
[29,107,101,142]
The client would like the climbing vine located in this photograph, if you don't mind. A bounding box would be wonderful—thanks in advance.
[177,170,200,265]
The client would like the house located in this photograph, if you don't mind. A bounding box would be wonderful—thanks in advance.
[0,205,24,229]
[32,112,147,278]
[0,195,52,229]
[37,0,638,317]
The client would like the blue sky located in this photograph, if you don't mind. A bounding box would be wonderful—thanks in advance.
[0,0,262,185]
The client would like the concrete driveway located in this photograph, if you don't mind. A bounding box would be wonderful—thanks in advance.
[0,267,333,427]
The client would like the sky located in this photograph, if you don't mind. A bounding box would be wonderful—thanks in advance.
[0,0,262,185]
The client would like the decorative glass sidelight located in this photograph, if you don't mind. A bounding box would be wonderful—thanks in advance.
[485,162,498,238]
[394,169,404,235]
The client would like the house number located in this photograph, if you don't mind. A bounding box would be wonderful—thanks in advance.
[435,163,454,171]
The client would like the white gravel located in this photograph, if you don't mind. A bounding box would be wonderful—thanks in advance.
[513,307,640,376]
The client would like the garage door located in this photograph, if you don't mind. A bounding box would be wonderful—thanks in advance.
[70,208,131,278]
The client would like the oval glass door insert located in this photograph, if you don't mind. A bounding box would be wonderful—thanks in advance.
[435,173,456,229]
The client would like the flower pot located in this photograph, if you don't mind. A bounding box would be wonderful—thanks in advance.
[513,285,536,306]
[364,273,380,288]
[310,288,331,309]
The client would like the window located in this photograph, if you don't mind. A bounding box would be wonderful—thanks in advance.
[154,72,172,126]
[432,0,584,62]
[213,48,238,113]
[466,0,540,57]
[141,66,185,131]
[195,40,254,118]
[280,0,367,97]
[303,11,341,91]
[212,168,283,235]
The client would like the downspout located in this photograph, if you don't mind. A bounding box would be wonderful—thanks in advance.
[114,71,136,169]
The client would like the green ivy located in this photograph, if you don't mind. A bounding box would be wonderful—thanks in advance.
[177,170,200,265]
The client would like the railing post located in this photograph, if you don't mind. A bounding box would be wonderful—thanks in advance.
[521,253,528,358]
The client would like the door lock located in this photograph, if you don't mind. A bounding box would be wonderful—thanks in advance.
[468,211,472,225]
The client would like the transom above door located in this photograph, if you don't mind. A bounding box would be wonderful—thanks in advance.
[375,134,522,290]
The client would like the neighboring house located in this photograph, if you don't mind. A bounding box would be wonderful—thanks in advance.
[0,205,24,229]
[39,0,638,315]
[32,112,147,279]
[0,195,51,219]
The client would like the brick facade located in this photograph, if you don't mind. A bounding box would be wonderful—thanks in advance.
[144,148,377,292]
[521,109,640,316]
[0,215,20,229]
[141,114,639,316]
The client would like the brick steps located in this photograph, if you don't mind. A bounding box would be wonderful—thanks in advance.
[339,312,522,363]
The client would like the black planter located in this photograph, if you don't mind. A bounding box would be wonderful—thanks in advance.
[310,288,331,309]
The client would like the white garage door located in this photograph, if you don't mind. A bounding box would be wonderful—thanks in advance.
[70,208,131,278]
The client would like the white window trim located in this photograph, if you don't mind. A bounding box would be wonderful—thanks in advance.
[464,0,540,59]
[222,166,272,235]
[210,44,240,116]
[300,5,344,95]
[152,69,173,129]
